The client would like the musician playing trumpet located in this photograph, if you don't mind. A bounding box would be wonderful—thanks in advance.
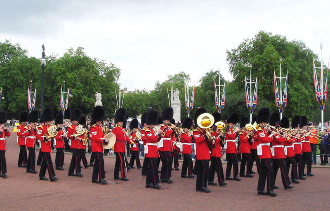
[26,111,38,174]
[54,112,66,170]
[128,119,142,169]
[180,117,194,179]
[239,117,254,178]
[0,111,10,178]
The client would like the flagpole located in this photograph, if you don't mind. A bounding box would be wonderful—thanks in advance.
[279,59,283,120]
[249,65,253,122]
[320,44,324,130]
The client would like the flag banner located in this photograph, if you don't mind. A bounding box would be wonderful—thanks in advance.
[220,82,226,110]
[324,66,328,105]
[65,89,69,111]
[313,59,322,104]
[214,81,219,110]
[274,71,281,108]
[60,87,64,111]
[184,85,188,110]
[252,77,258,109]
[189,86,195,110]
[244,77,250,109]
[32,89,36,110]
[27,87,31,111]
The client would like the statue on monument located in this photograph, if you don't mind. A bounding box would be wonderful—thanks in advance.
[174,88,180,101]
[95,92,103,107]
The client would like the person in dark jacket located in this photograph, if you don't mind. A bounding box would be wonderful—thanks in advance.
[320,129,329,165]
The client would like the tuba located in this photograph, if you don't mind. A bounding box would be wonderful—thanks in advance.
[197,113,215,151]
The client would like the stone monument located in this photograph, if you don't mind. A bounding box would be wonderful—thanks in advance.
[95,92,103,107]
[171,88,181,123]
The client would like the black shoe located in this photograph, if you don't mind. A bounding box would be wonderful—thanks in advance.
[226,177,233,180]
[92,179,99,184]
[302,173,307,176]
[26,169,31,173]
[208,181,218,186]
[166,178,173,183]
[146,183,153,188]
[40,177,48,181]
[127,166,132,171]
[68,173,76,176]
[153,184,161,189]
[122,177,129,181]
[234,176,241,181]
[100,179,108,185]
[161,179,167,183]
[274,185,279,189]
[1,173,7,178]
[76,173,83,177]
[258,190,267,195]
[251,171,256,174]
[90,163,94,166]
[267,191,277,197]
[189,174,195,178]
[292,179,300,184]
[175,168,180,171]
[114,177,122,180]
[37,163,41,166]
[131,166,136,169]
[84,165,90,169]
[171,168,174,170]
[240,175,247,177]
[246,174,254,177]
[196,187,211,193]
[137,166,142,169]
[30,170,38,174]
[307,172,314,177]
[50,177,58,182]
[181,175,188,178]
[220,181,227,186]
[299,176,306,180]
[142,173,147,176]
[59,167,64,170]
[285,184,294,189]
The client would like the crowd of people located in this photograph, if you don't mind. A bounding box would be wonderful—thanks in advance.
[0,105,326,196]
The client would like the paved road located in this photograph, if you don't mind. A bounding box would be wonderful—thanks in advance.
[1,129,330,210]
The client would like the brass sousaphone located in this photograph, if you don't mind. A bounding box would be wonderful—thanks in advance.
[103,132,116,149]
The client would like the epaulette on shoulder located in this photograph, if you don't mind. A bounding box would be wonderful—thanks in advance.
[193,129,198,132]
[91,124,96,128]
[257,128,263,132]
[145,129,151,132]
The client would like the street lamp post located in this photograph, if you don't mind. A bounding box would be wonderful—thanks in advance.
[40,44,46,115]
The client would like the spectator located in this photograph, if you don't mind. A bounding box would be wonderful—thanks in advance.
[320,129,329,165]
[310,126,318,165]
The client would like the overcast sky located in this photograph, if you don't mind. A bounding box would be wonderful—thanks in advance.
[1,0,329,91]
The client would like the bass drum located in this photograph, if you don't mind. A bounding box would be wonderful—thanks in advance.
[103,132,116,149]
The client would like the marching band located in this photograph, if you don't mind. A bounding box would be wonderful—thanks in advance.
[0,105,321,197]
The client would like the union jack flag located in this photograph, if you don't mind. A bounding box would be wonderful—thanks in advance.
[220,82,226,110]
[189,86,195,110]
[214,81,219,110]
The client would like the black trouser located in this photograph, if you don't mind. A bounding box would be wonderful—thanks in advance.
[172,149,179,168]
[273,158,291,188]
[302,152,312,174]
[160,151,172,180]
[69,149,81,174]
[181,154,193,176]
[26,147,36,171]
[285,156,297,180]
[295,154,304,178]
[90,152,95,165]
[92,152,105,181]
[146,158,159,185]
[39,152,55,179]
[320,145,329,164]
[209,156,225,183]
[114,152,126,178]
[129,151,141,168]
[196,160,209,189]
[37,150,43,165]
[142,157,149,175]
[18,145,27,166]
[249,149,260,174]
[157,150,162,168]
[257,159,274,192]
[79,149,88,168]
[55,148,64,168]
[240,153,252,176]
[0,150,6,174]
[226,153,238,178]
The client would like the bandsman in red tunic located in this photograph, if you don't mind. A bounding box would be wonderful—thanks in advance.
[291,116,306,180]
[26,111,38,174]
[54,112,65,170]
[208,112,227,186]
[113,108,129,181]
[140,113,149,176]
[269,113,293,190]
[78,115,89,169]
[180,117,194,178]
[0,111,11,178]
[159,107,175,184]
[249,116,260,174]
[67,109,83,177]
[255,108,276,197]
[128,119,141,169]
[90,106,108,185]
[225,112,241,181]
[17,111,29,167]
[145,109,161,189]
[239,116,253,178]
[194,108,211,193]
[300,116,314,177]
[36,108,58,182]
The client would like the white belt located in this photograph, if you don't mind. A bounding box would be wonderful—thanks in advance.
[226,140,236,142]
[160,138,171,141]
[259,143,270,146]
[27,136,36,139]
[301,141,309,143]
[273,145,284,148]
[146,143,157,146]
[285,145,293,148]
[181,143,191,145]
[0,138,5,140]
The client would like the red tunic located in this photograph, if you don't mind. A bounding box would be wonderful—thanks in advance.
[210,131,222,158]
[272,134,286,159]
[17,124,29,146]
[239,132,251,154]
[193,129,210,160]
[293,137,302,155]
[301,135,311,152]
[25,128,36,148]
[112,126,128,153]
[90,125,104,152]
[37,125,53,153]
[141,128,146,146]
[145,128,159,158]
[255,128,273,159]
[55,129,65,148]
[67,124,80,149]
[284,136,295,158]
[159,124,174,152]
[0,128,10,150]
[250,134,258,150]
[181,132,192,154]
[130,132,139,152]
[225,127,238,154]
